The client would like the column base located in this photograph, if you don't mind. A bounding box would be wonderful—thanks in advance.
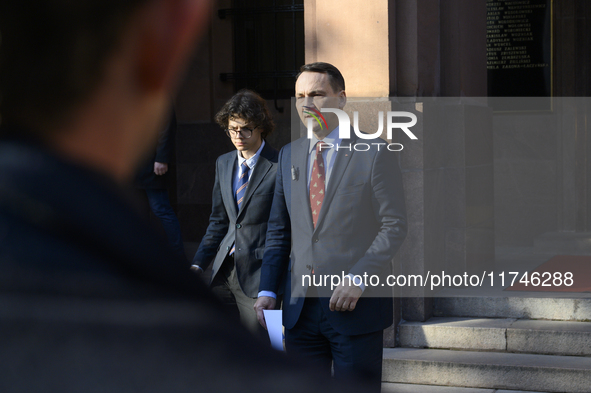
[534,232,591,255]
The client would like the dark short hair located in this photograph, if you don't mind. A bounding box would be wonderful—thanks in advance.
[215,89,275,139]
[296,62,345,93]
[0,1,149,130]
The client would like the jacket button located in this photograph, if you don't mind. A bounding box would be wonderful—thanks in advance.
[236,224,242,229]
[313,238,319,243]
[306,265,312,270]
[226,246,230,251]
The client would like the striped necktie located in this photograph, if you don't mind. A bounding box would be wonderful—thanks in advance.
[230,161,250,256]
[236,161,250,211]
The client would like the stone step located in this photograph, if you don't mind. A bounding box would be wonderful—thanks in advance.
[399,317,591,356]
[381,383,546,393]
[433,296,591,321]
[382,348,591,393]
[533,232,591,255]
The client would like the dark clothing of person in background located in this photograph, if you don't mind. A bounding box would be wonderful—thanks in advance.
[135,110,177,190]
[135,110,185,259]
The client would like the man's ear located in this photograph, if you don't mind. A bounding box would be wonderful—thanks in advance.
[339,91,347,109]
[136,0,211,94]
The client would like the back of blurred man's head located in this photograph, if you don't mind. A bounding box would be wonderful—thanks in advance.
[0,0,209,180]
[0,2,148,129]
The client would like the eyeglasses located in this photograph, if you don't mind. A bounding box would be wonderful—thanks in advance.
[225,126,257,139]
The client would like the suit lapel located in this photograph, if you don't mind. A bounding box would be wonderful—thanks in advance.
[221,153,238,220]
[237,153,271,219]
[293,137,314,231]
[314,136,355,232]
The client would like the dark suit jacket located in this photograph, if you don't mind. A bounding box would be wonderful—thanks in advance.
[259,133,407,336]
[0,128,365,393]
[193,142,279,297]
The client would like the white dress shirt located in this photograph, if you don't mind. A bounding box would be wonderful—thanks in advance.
[233,140,265,195]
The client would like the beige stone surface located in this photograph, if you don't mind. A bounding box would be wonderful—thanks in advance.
[383,348,591,392]
[400,317,515,351]
[305,0,390,97]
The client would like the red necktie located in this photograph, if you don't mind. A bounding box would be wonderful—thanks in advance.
[310,142,327,228]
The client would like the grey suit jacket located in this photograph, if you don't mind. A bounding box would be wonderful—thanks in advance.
[259,133,407,335]
[193,142,279,297]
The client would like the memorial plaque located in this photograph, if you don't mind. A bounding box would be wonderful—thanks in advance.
[487,0,552,110]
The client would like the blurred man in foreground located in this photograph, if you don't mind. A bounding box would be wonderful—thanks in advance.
[0,2,361,392]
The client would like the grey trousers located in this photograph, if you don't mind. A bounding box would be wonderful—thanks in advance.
[211,256,269,341]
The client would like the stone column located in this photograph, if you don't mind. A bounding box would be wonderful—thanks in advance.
[556,1,591,232]
[395,0,493,322]
[394,99,494,323]
[534,1,591,253]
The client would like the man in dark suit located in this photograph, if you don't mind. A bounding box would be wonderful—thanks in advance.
[255,62,408,391]
[192,89,279,337]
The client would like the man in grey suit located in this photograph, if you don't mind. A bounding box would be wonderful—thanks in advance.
[192,89,279,337]
[255,63,407,391]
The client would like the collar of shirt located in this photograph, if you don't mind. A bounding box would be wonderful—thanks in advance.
[237,139,265,171]
[307,127,342,155]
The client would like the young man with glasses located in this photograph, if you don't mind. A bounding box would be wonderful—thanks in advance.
[191,89,279,339]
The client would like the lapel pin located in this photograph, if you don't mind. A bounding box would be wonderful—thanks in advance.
[291,166,299,181]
